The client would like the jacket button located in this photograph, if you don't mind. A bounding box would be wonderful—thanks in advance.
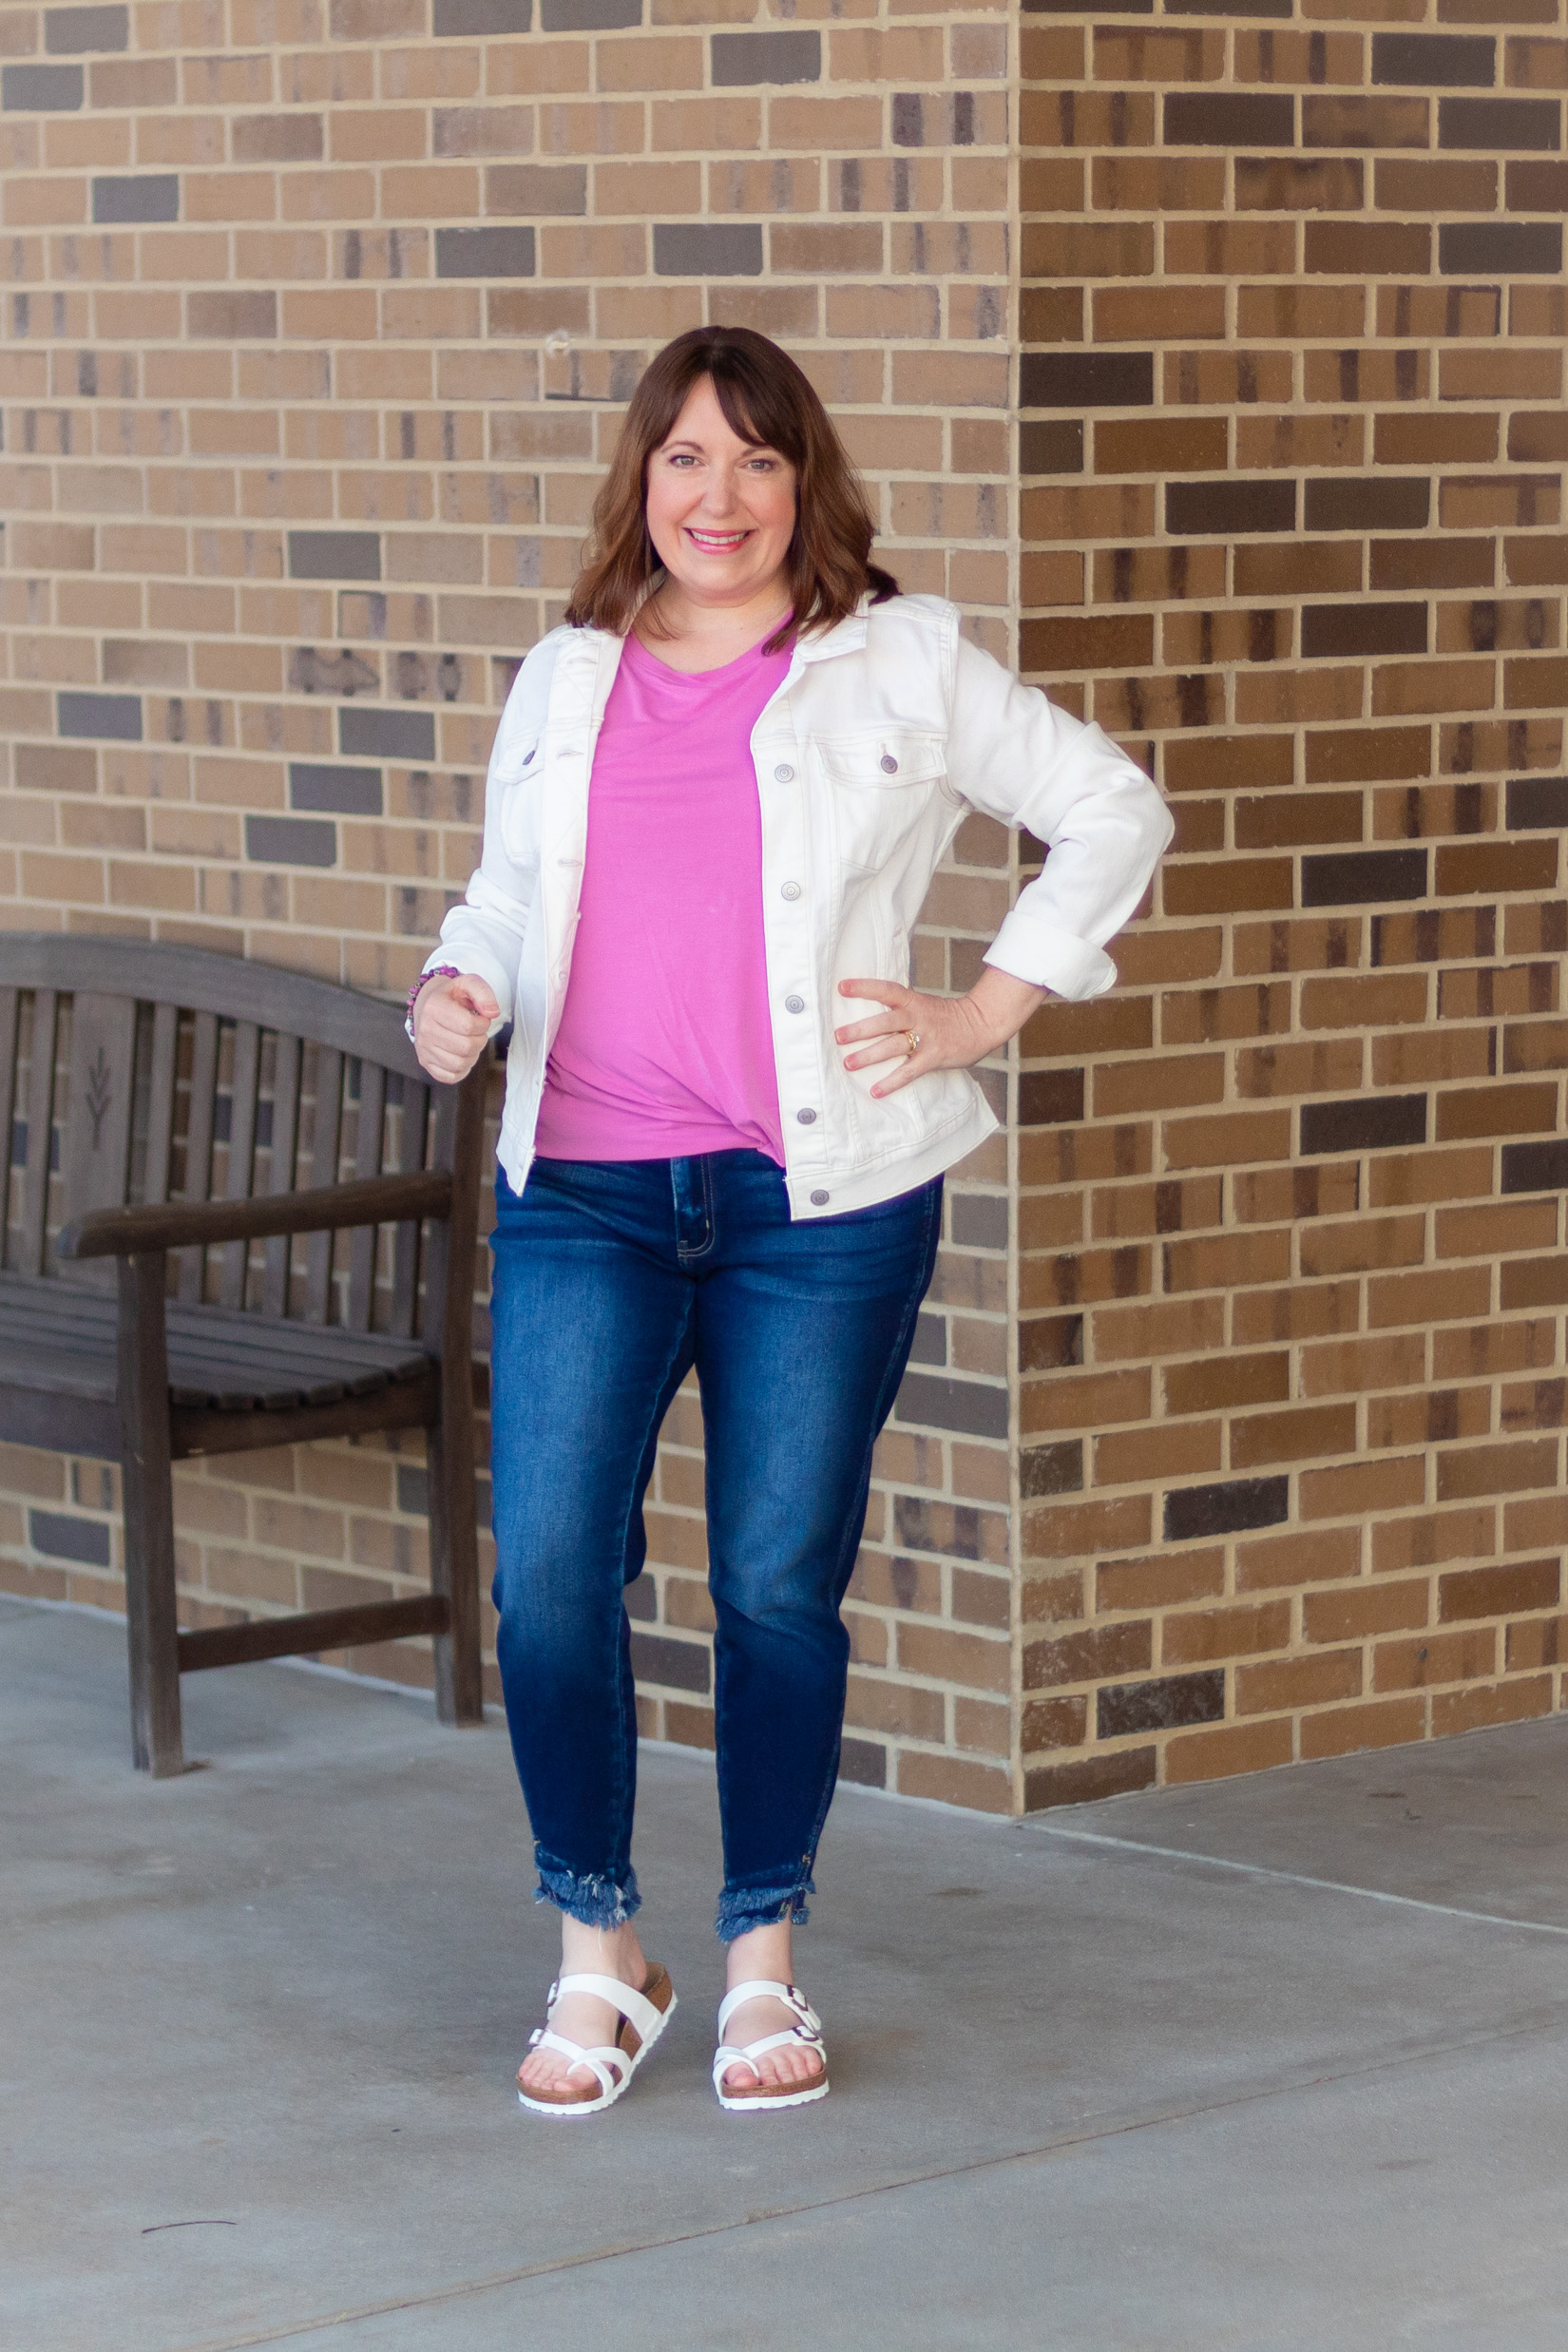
[774,762,794,783]
[811,1190,830,1207]
[880,754,898,774]
[780,881,802,901]
[784,993,805,1014]
[796,1107,817,1125]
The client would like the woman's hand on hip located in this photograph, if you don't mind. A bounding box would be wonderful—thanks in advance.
[412,974,500,1084]
[835,966,1046,1098]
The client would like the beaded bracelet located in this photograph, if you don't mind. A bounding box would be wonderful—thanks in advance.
[404,964,461,1042]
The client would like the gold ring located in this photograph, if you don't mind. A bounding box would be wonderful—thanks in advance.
[906,1029,920,1056]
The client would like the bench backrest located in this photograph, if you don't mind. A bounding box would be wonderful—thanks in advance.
[0,935,460,1339]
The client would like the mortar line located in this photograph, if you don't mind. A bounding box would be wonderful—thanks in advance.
[1030,1823,1568,1939]
[175,2003,1568,2352]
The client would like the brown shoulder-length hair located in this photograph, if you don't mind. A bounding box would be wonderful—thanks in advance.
[564,325,898,653]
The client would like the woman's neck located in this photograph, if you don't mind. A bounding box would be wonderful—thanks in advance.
[634,578,793,676]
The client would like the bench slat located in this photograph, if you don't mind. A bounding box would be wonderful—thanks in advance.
[261,1031,302,1319]
[303,1045,343,1325]
[389,1075,429,1343]
[143,1001,180,1207]
[17,990,57,1279]
[0,1272,430,1415]
[0,991,19,1275]
[59,992,139,1292]
[177,1010,220,1306]
[219,1019,261,1310]
[0,1273,429,1371]
[346,1060,386,1334]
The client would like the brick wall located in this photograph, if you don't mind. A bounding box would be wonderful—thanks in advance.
[1018,0,1568,1801]
[4,0,1564,1816]
[0,0,1021,1807]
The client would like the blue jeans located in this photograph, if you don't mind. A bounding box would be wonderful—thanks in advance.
[488,1149,942,1941]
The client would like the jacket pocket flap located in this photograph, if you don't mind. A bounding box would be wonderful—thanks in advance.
[814,731,946,787]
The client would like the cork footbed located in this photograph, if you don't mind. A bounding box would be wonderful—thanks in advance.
[518,1961,675,2109]
[719,2058,830,2103]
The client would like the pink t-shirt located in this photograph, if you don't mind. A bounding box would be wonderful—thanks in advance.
[534,629,791,1165]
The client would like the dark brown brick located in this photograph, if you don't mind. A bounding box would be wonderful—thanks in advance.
[1019,420,1083,475]
[1302,604,1428,660]
[1021,615,1155,672]
[1507,159,1568,209]
[1021,351,1154,409]
[1302,848,1428,906]
[1099,1670,1224,1738]
[1507,776,1568,831]
[1508,413,1568,464]
[1023,1750,1157,1812]
[1439,94,1560,147]
[1164,91,1294,145]
[1440,1558,1560,1620]
[1301,1094,1427,1155]
[1164,1476,1289,1541]
[1167,480,1296,536]
[1305,476,1429,533]
[1305,221,1431,277]
[1441,222,1562,275]
[1373,32,1497,84]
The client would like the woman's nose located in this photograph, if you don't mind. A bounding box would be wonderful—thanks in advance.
[698,468,742,515]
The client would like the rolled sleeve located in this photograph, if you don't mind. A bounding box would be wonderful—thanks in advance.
[946,633,1175,1002]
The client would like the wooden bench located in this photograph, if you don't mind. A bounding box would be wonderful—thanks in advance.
[0,934,487,1776]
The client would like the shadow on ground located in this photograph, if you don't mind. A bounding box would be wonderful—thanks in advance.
[7,1595,1568,2351]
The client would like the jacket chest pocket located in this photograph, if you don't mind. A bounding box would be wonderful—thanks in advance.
[813,731,947,874]
[497,739,544,869]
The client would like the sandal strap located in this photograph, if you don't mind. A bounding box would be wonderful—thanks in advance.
[712,2026,826,2093]
[717,1979,818,2038]
[552,1971,663,2044]
[530,2029,625,2100]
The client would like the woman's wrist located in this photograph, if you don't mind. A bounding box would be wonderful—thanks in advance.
[405,965,461,1042]
[961,966,1047,1059]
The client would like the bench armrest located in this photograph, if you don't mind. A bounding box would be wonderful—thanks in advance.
[59,1170,454,1261]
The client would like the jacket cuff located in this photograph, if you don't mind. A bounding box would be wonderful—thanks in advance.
[984,909,1118,1003]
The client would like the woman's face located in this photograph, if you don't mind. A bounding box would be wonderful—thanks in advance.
[643,375,797,611]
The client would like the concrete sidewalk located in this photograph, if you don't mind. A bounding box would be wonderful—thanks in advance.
[7,1593,1568,2352]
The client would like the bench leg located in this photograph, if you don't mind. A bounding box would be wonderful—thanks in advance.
[428,1393,482,1730]
[118,1252,184,1776]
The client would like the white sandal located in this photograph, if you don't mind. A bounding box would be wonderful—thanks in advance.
[712,1979,830,2112]
[517,1963,677,2118]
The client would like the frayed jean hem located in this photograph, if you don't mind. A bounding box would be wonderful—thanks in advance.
[716,1872,815,1943]
[533,1852,641,1930]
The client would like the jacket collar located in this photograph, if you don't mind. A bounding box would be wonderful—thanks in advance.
[794,602,870,664]
[566,590,874,681]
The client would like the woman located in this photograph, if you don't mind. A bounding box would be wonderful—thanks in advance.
[411,325,1171,2117]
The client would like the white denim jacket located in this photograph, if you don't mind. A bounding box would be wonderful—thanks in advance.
[421,591,1173,1219]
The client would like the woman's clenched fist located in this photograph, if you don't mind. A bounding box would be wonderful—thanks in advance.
[412,973,501,1084]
